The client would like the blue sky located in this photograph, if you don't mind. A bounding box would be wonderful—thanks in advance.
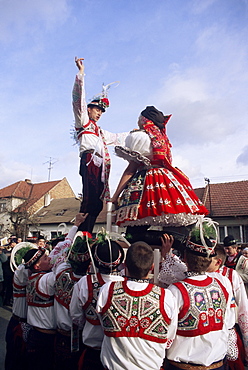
[0,0,248,196]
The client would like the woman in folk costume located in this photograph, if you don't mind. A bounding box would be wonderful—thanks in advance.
[111,106,208,243]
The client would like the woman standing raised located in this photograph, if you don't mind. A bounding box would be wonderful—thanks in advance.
[111,106,208,244]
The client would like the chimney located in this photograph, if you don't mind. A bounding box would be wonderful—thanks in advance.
[44,193,51,207]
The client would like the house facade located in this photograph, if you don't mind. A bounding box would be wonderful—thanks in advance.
[194,180,248,244]
[0,178,75,240]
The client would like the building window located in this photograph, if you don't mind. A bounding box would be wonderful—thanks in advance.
[220,226,241,243]
[0,202,7,213]
[227,226,241,243]
[219,226,225,242]
[51,231,62,239]
[56,209,67,216]
[244,225,248,244]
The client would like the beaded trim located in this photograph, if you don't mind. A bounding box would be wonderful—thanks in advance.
[24,247,46,268]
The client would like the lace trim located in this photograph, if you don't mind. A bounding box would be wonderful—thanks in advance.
[115,146,151,167]
[116,211,201,227]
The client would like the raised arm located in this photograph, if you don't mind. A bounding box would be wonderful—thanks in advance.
[72,57,88,128]
[111,161,139,205]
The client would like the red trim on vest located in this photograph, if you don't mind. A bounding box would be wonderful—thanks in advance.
[174,276,229,337]
[76,120,99,139]
[101,280,171,343]
[13,281,26,298]
[27,272,54,307]
[54,267,81,309]
[82,273,105,325]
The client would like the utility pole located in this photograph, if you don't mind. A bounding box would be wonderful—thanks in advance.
[43,157,58,181]
[204,178,212,216]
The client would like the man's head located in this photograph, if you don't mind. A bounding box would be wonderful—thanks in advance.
[242,248,248,258]
[87,105,103,122]
[125,241,154,279]
[184,249,212,273]
[207,244,226,272]
[68,231,92,276]
[223,235,238,257]
[36,236,45,248]
[87,97,109,122]
[24,247,52,272]
[91,239,124,274]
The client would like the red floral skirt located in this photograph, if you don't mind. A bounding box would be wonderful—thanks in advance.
[115,167,208,227]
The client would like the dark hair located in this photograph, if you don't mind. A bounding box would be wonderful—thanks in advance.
[69,259,91,276]
[126,242,154,279]
[214,244,227,266]
[184,249,212,273]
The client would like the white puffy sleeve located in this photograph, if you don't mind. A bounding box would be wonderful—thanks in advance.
[115,130,152,165]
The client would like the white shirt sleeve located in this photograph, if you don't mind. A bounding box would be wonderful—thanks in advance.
[69,276,87,329]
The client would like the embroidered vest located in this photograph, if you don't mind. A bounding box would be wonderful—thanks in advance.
[54,267,81,310]
[76,120,99,140]
[225,253,242,270]
[173,276,228,337]
[13,281,26,298]
[221,266,234,286]
[101,280,171,343]
[26,272,54,307]
[82,273,105,325]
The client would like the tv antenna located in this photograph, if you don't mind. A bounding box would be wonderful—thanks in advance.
[43,157,58,181]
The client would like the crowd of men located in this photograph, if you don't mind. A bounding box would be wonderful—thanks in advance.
[2,215,248,370]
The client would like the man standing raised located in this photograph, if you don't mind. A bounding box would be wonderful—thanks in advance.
[73,57,127,233]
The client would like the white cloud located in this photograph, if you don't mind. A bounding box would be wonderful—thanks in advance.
[0,0,70,42]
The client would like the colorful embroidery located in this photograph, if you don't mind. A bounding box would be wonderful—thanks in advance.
[54,267,80,309]
[83,273,105,325]
[101,280,171,343]
[174,277,228,336]
[26,273,54,307]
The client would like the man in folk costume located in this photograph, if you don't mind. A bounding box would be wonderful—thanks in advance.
[25,213,88,370]
[224,235,248,297]
[161,220,235,370]
[53,215,92,370]
[72,57,128,233]
[96,241,178,370]
[25,246,55,370]
[5,242,34,370]
[70,233,125,370]
[207,244,248,369]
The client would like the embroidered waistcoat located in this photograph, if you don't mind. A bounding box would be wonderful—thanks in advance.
[100,279,171,343]
[76,120,99,140]
[26,272,54,307]
[221,266,234,286]
[82,273,105,325]
[173,276,228,337]
[13,281,26,298]
[54,267,81,310]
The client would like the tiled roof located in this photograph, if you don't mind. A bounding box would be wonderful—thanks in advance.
[0,179,61,200]
[194,180,248,217]
[0,180,33,199]
[25,180,61,208]
[34,197,108,226]
[34,198,81,223]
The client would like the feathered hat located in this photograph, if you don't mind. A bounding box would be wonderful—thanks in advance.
[223,235,236,247]
[91,229,125,273]
[23,246,46,269]
[87,81,119,112]
[186,217,218,257]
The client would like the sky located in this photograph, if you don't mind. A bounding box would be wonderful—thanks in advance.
[0,0,248,197]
